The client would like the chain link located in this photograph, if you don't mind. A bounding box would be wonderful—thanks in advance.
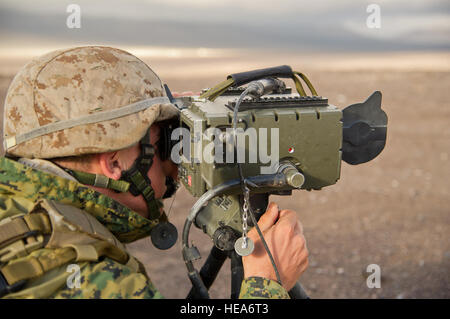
[241,185,251,248]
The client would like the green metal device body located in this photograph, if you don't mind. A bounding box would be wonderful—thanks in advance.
[178,89,343,196]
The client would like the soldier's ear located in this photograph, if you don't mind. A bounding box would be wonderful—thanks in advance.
[98,151,122,180]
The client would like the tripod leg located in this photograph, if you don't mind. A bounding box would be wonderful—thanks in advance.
[288,281,310,299]
[186,246,228,299]
[230,251,244,299]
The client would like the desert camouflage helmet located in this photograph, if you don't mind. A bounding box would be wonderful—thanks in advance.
[2,46,179,158]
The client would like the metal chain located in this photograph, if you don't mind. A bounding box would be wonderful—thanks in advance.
[241,186,250,247]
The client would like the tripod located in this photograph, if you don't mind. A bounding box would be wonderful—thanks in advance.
[186,194,309,299]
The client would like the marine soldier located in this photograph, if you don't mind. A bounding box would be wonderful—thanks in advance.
[0,46,308,298]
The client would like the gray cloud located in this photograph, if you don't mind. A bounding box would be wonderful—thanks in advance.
[0,0,449,51]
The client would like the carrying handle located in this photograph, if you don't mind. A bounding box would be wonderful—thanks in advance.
[200,65,317,101]
[227,65,294,87]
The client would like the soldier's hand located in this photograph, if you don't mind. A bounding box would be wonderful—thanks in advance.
[242,202,309,291]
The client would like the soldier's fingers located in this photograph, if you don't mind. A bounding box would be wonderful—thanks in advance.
[277,209,298,228]
[294,220,303,235]
[172,91,199,97]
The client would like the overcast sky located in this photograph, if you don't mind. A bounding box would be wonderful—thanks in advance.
[0,0,449,52]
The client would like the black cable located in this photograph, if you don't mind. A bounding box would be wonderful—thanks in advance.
[232,86,283,286]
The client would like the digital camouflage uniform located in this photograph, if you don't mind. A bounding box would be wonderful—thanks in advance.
[0,157,288,298]
[0,46,289,299]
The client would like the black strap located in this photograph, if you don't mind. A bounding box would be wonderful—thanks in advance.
[120,129,162,220]
[228,65,293,87]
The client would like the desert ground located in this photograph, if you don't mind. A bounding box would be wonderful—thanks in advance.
[0,49,449,298]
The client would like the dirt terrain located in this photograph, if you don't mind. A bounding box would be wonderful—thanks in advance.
[0,50,449,298]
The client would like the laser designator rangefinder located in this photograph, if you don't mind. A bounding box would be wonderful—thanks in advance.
[165,65,388,299]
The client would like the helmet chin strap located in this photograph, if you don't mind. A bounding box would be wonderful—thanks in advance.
[119,129,163,220]
[119,129,179,250]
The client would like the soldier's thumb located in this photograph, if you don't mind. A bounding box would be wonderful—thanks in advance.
[256,202,279,233]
